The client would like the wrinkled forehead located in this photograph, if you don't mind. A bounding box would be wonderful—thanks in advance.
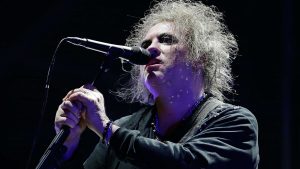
[143,22,176,40]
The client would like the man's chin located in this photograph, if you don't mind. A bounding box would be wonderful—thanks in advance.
[145,71,166,86]
[145,71,165,82]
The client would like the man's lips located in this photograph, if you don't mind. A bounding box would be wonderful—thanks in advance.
[146,58,162,67]
[145,59,162,72]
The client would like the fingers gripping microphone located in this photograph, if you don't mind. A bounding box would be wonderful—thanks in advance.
[65,37,152,65]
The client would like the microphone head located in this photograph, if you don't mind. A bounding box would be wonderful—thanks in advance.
[129,46,152,65]
[108,46,152,65]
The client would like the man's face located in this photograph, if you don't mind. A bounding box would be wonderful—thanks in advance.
[140,22,191,97]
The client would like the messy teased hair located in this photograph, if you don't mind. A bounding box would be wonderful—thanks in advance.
[116,0,238,104]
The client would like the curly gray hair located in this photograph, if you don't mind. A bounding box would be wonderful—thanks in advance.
[115,0,238,104]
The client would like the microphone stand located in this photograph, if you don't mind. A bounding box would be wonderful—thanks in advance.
[34,126,70,169]
[34,58,114,169]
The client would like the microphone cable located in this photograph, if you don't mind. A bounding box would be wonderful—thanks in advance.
[25,38,68,169]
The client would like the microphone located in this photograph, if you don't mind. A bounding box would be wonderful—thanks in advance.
[65,37,152,65]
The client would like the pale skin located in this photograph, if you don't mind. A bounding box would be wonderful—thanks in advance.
[54,22,205,160]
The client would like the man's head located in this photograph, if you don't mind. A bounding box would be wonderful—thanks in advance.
[118,0,238,104]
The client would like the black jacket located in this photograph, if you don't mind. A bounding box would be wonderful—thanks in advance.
[82,97,259,169]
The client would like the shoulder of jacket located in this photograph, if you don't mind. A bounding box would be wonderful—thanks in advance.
[202,102,258,130]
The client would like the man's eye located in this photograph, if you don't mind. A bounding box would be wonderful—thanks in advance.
[141,40,151,49]
[159,34,178,45]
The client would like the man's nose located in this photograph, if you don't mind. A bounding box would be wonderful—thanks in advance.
[147,41,161,58]
[148,48,161,58]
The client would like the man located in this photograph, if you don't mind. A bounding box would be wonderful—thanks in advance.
[55,0,259,169]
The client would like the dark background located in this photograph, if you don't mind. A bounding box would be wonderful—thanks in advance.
[0,0,298,169]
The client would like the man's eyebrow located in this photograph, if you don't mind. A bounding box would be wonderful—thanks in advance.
[160,32,179,37]
[158,32,173,37]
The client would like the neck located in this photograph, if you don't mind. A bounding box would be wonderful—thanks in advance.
[148,63,205,136]
[154,86,204,136]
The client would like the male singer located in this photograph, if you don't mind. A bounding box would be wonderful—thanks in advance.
[55,0,259,169]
